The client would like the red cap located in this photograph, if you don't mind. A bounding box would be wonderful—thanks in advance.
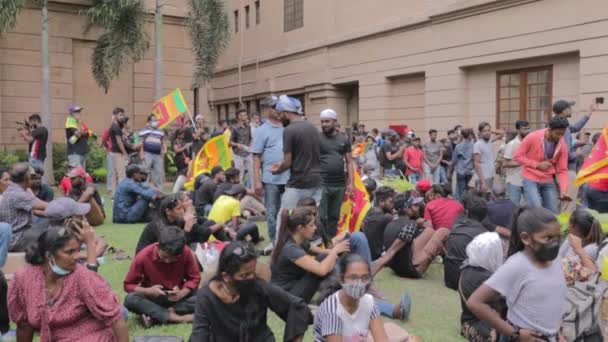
[416,179,432,193]
[67,167,87,179]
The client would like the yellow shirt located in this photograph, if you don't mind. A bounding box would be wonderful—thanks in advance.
[208,195,241,223]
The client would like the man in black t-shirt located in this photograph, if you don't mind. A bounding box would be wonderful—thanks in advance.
[18,114,48,171]
[379,131,405,177]
[271,95,322,210]
[362,186,395,260]
[194,166,225,216]
[318,109,354,238]
[108,108,129,195]
[65,105,90,168]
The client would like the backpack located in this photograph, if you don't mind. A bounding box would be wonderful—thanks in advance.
[561,273,608,341]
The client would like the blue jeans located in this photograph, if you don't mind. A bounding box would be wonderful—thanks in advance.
[113,198,150,223]
[0,222,12,267]
[523,178,558,213]
[455,173,472,201]
[507,183,524,206]
[408,173,421,185]
[106,153,113,192]
[424,164,442,184]
[264,183,285,242]
[28,158,44,171]
[68,154,86,169]
[144,152,164,187]
[384,168,400,177]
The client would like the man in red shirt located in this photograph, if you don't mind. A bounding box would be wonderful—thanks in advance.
[424,184,464,230]
[124,226,200,327]
[404,137,424,185]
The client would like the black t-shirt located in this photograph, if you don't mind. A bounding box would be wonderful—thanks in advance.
[283,121,322,189]
[29,126,48,161]
[195,180,218,208]
[109,123,124,153]
[459,266,506,325]
[319,132,351,186]
[487,199,516,229]
[271,236,311,289]
[379,142,401,169]
[383,217,419,278]
[213,182,232,201]
[444,215,490,290]
[34,185,54,202]
[362,208,393,260]
[65,127,89,156]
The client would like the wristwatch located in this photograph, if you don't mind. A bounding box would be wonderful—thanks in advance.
[511,327,521,341]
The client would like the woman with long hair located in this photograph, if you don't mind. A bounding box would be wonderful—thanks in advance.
[559,209,604,283]
[189,241,311,341]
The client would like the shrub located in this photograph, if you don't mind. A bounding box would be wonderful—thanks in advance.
[92,167,107,182]
[52,143,69,182]
[0,149,28,170]
[86,138,106,176]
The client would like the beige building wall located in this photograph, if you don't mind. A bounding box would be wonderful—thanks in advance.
[0,0,210,150]
[210,0,608,141]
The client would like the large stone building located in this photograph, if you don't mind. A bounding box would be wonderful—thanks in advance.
[209,0,608,136]
[0,0,209,149]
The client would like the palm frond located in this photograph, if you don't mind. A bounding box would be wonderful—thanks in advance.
[83,0,150,92]
[0,0,26,36]
[187,0,230,89]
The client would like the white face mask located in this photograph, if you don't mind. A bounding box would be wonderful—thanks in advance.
[342,281,369,299]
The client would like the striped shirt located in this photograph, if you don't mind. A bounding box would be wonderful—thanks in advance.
[559,239,599,263]
[313,292,378,341]
[139,128,164,154]
[485,251,566,339]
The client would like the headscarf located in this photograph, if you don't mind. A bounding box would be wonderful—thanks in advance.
[465,232,503,273]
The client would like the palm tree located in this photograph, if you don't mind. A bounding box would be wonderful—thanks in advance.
[1,0,54,184]
[187,0,230,91]
[83,0,150,93]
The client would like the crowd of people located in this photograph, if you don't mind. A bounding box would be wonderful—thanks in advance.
[0,94,607,341]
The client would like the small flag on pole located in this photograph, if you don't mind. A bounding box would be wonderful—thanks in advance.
[152,88,190,129]
[184,131,233,190]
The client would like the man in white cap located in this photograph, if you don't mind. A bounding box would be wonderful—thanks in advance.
[271,95,323,210]
[318,109,354,238]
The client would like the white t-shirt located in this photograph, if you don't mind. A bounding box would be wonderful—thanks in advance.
[473,139,496,180]
[313,292,379,341]
[503,137,523,186]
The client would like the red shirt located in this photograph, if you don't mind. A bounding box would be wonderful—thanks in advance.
[589,179,608,192]
[404,147,424,175]
[424,197,464,230]
[123,243,200,293]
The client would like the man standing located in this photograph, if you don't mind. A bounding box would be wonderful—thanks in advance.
[252,95,288,252]
[404,137,424,185]
[270,95,322,209]
[502,120,531,205]
[450,128,475,200]
[109,109,129,194]
[423,129,443,184]
[318,109,354,238]
[101,109,120,192]
[513,116,570,213]
[191,114,208,157]
[65,105,90,168]
[18,114,48,171]
[379,131,406,177]
[230,109,253,187]
[553,100,596,212]
[140,114,166,188]
[473,122,496,193]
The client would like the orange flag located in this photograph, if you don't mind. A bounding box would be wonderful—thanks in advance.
[575,124,608,187]
[336,170,372,237]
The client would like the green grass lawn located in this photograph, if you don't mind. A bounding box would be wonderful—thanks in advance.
[96,194,465,341]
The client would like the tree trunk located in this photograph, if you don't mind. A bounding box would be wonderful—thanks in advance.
[154,0,162,100]
[41,0,54,184]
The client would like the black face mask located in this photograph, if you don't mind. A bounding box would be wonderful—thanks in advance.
[532,239,560,262]
[233,278,257,298]
[281,117,290,127]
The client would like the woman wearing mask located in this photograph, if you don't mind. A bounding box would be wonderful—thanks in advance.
[559,209,603,284]
[189,241,311,341]
[8,227,128,342]
[313,253,388,341]
[458,232,505,342]
[467,207,566,342]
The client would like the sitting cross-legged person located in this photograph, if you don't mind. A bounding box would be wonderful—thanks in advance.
[375,194,449,278]
[362,186,396,261]
[67,166,106,226]
[113,164,162,224]
[424,184,464,231]
[194,166,225,217]
[124,226,200,327]
[208,184,262,244]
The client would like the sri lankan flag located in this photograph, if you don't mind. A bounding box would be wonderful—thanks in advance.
[184,131,233,190]
[65,116,93,144]
[352,142,373,158]
[575,124,608,187]
[336,169,372,237]
[152,88,189,129]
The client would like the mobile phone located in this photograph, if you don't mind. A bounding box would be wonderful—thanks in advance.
[596,97,604,105]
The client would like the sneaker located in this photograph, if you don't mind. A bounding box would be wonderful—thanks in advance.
[262,242,274,256]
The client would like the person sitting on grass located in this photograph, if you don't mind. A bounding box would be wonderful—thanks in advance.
[444,194,491,290]
[423,184,464,231]
[113,164,162,224]
[124,226,200,327]
[194,166,225,217]
[376,194,449,279]
[559,209,603,284]
[29,166,53,203]
[135,194,228,255]
[190,241,312,341]
[8,226,128,342]
[314,253,389,342]
[458,232,505,342]
[208,184,262,244]
[214,167,266,219]
[67,166,106,226]
[362,186,396,261]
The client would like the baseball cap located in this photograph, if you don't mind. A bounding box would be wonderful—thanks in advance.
[275,95,303,115]
[225,184,247,196]
[210,166,224,177]
[552,100,575,114]
[406,196,425,208]
[260,95,279,109]
[45,197,91,220]
[416,179,432,193]
[68,105,84,113]
[67,166,87,179]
